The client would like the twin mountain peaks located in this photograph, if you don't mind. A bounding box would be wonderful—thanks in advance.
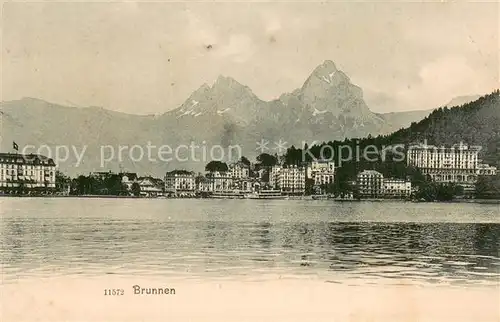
[0,60,477,176]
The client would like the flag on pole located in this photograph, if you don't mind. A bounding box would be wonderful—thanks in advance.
[13,141,19,151]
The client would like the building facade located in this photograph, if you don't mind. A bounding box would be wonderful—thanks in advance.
[356,170,384,198]
[407,143,479,183]
[0,153,56,194]
[137,177,164,197]
[407,142,497,193]
[307,160,335,193]
[383,178,412,199]
[199,171,234,192]
[270,165,306,194]
[231,178,256,192]
[476,163,497,176]
[229,162,250,179]
[164,172,196,194]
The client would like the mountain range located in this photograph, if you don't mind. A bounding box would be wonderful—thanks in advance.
[0,60,484,177]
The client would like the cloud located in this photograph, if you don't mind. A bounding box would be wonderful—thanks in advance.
[217,34,255,63]
[394,55,494,109]
[1,2,497,114]
[185,9,218,47]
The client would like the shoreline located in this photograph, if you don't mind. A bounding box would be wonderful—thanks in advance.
[1,194,499,203]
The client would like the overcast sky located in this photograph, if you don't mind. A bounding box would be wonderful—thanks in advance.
[1,1,498,114]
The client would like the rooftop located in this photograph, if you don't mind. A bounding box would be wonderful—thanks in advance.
[0,152,56,166]
[358,170,383,176]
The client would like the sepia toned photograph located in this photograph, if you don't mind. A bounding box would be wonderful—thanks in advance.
[1,1,499,321]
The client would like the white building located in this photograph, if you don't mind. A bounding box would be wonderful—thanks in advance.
[476,163,497,176]
[383,178,411,199]
[229,162,250,179]
[165,171,196,194]
[200,171,234,192]
[407,142,496,185]
[0,153,56,193]
[356,170,384,198]
[137,177,163,197]
[231,178,256,192]
[307,160,335,193]
[269,166,280,189]
[270,165,306,194]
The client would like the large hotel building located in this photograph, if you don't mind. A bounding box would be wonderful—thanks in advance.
[407,142,497,188]
[270,165,306,194]
[0,153,57,194]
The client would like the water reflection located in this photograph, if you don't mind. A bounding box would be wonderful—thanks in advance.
[2,215,499,285]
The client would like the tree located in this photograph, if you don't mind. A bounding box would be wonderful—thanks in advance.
[281,90,500,194]
[167,169,193,175]
[475,175,500,199]
[415,182,463,201]
[73,175,92,195]
[240,156,251,167]
[55,170,71,194]
[256,153,277,167]
[103,174,127,195]
[131,182,141,197]
[205,161,228,172]
[305,178,315,195]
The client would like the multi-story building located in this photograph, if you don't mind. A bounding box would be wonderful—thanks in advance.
[356,170,384,198]
[407,142,497,193]
[269,166,280,189]
[165,171,196,194]
[407,142,480,183]
[270,165,306,194]
[200,171,234,192]
[383,178,411,199]
[137,177,164,197]
[476,163,497,176]
[0,153,56,194]
[231,178,255,192]
[307,160,335,193]
[229,161,250,179]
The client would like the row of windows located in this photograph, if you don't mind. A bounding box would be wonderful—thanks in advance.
[0,164,56,169]
[0,169,54,176]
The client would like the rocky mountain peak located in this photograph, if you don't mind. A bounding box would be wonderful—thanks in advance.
[302,60,352,90]
[174,75,260,120]
[213,75,245,89]
[312,60,338,74]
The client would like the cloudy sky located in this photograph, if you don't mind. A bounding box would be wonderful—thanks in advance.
[1,1,498,114]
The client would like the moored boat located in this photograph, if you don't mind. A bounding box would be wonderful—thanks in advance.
[244,190,285,199]
[211,191,245,199]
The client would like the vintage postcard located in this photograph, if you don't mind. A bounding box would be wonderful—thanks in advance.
[1,0,499,321]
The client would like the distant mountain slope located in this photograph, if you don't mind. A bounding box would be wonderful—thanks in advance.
[0,98,165,176]
[443,95,481,108]
[374,94,482,133]
[167,60,388,145]
[377,109,434,132]
[389,90,500,166]
[2,61,471,177]
[284,90,499,173]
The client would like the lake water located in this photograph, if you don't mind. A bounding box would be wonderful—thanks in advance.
[1,198,499,322]
[1,198,499,286]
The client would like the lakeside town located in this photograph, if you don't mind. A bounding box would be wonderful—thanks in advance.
[0,141,498,201]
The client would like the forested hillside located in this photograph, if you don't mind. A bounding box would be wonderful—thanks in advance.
[389,90,500,166]
[285,90,500,168]
[281,90,499,198]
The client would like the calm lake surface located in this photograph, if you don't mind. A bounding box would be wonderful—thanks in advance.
[1,198,499,287]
